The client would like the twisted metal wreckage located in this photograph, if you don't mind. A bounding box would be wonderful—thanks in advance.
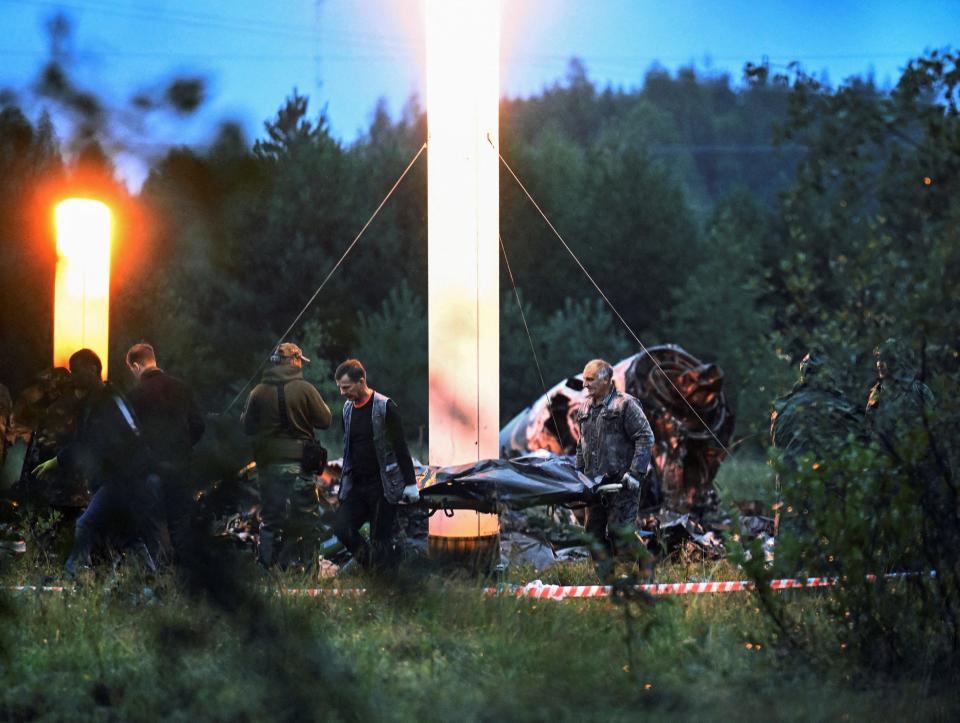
[411,344,742,566]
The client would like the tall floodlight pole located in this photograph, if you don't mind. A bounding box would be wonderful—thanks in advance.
[53,198,112,377]
[426,0,501,543]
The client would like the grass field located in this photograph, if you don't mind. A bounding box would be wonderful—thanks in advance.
[2,549,958,722]
[2,455,956,721]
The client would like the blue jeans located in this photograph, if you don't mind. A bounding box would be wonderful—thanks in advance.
[65,477,158,574]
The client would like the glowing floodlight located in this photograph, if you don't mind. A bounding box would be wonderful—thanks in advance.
[53,198,112,377]
[426,0,501,546]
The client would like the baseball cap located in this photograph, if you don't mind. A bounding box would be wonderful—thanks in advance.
[273,342,310,363]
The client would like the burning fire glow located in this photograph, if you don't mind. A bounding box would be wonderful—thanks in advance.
[53,198,112,377]
[426,0,500,538]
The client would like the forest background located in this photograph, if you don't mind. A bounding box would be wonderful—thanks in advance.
[1,30,957,457]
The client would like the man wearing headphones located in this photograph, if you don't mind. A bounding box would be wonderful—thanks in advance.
[241,343,332,567]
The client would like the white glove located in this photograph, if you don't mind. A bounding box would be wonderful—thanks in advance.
[594,475,622,495]
[401,484,420,504]
[622,472,642,492]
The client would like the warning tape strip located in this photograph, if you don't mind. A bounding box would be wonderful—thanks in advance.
[9,573,932,598]
[487,578,820,599]
[481,572,934,599]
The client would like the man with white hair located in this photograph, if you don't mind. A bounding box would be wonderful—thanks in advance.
[576,358,655,580]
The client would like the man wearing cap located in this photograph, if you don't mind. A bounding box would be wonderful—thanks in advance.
[576,358,655,580]
[241,342,332,567]
[332,358,417,570]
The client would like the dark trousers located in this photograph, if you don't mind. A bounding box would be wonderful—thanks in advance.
[65,479,158,574]
[332,476,397,570]
[584,487,640,578]
[146,471,196,565]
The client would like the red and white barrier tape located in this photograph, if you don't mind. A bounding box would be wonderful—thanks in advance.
[283,587,367,597]
[9,572,933,598]
[484,578,826,599]
[480,572,934,599]
[281,576,875,598]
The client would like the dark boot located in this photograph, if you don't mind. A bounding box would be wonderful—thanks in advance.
[258,525,277,568]
[64,521,94,577]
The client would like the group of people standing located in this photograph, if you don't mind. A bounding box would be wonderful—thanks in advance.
[30,342,658,580]
[30,341,423,576]
[32,344,204,575]
[770,338,935,466]
[241,351,656,577]
[240,345,418,571]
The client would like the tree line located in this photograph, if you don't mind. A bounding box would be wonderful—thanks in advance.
[1,50,957,453]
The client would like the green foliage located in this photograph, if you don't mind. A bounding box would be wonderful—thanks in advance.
[713,455,776,505]
[15,507,65,568]
[737,428,959,675]
[500,293,633,420]
[732,357,960,674]
[354,280,428,441]
[724,50,960,679]
[757,50,960,386]
[665,191,793,444]
[0,105,63,393]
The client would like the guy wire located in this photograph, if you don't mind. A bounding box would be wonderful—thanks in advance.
[492,139,734,460]
[222,141,427,415]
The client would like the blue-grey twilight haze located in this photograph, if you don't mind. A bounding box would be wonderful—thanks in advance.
[0,0,956,188]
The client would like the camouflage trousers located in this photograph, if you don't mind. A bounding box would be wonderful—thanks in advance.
[257,462,319,568]
[584,487,640,575]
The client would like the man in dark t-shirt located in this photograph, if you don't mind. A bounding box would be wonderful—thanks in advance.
[332,359,416,570]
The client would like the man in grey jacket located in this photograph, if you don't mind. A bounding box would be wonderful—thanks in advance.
[576,358,655,579]
[242,342,331,567]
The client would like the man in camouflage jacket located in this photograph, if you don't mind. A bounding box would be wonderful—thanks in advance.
[865,338,935,455]
[771,352,864,467]
[575,358,654,578]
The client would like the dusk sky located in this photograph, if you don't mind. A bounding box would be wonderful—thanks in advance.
[1,0,956,187]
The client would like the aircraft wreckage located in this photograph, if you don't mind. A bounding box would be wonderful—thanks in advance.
[306,345,735,521]
[496,344,734,516]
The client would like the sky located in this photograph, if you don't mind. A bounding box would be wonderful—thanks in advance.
[1,0,956,188]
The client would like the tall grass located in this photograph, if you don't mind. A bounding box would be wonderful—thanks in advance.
[2,555,957,721]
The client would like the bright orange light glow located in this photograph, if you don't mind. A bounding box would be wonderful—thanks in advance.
[426,0,500,538]
[53,198,112,377]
